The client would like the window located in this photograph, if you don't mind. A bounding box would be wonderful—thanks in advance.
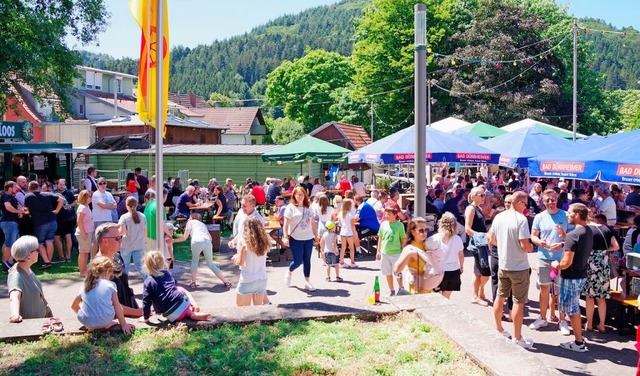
[94,73,102,90]
[85,71,94,89]
[79,104,84,115]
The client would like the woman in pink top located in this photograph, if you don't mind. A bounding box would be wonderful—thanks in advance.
[75,190,95,277]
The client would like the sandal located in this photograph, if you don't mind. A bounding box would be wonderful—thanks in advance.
[223,281,232,289]
[325,277,331,282]
[49,317,64,332]
[334,277,343,282]
[189,282,198,288]
[41,321,54,334]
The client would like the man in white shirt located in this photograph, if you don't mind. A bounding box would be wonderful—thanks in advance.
[366,190,384,220]
[597,188,617,226]
[92,178,117,228]
[352,176,367,196]
[84,167,98,192]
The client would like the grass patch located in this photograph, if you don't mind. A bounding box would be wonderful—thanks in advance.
[0,312,484,375]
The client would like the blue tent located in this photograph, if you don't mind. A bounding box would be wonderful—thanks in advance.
[479,127,573,168]
[528,129,640,184]
[348,125,500,165]
[449,130,485,144]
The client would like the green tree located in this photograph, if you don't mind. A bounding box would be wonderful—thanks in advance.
[207,92,236,107]
[267,117,306,144]
[350,0,476,138]
[266,48,355,132]
[0,0,110,116]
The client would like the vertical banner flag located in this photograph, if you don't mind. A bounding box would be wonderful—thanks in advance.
[129,0,170,137]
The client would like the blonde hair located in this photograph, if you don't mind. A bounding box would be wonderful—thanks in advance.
[143,250,166,277]
[243,217,270,257]
[317,194,330,215]
[340,198,353,219]
[438,212,458,240]
[78,189,92,205]
[84,256,114,293]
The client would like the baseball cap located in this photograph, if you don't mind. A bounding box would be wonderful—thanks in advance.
[325,221,336,230]
[275,196,284,201]
[166,223,176,231]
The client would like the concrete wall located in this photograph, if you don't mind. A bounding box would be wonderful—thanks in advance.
[44,123,92,147]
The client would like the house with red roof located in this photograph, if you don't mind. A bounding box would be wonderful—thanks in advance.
[187,106,268,145]
[309,121,372,151]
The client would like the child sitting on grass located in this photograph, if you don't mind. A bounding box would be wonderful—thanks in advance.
[320,221,342,282]
[140,251,210,323]
[71,256,135,334]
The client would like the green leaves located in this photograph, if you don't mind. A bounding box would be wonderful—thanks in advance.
[0,0,110,117]
[266,48,354,132]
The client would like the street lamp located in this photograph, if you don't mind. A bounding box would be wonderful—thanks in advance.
[414,4,427,218]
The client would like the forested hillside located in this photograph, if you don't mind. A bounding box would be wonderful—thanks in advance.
[580,18,640,90]
[80,1,639,100]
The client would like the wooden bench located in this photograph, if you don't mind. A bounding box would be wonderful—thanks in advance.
[609,291,638,335]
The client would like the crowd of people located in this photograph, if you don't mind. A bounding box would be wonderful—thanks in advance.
[3,165,639,350]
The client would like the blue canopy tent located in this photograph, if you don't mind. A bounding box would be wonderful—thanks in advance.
[348,125,500,165]
[528,129,640,184]
[449,130,485,144]
[478,127,573,168]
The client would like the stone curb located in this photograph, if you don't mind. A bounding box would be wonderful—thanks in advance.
[0,293,562,376]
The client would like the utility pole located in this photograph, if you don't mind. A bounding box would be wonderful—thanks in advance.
[370,101,375,142]
[572,18,578,142]
[414,4,427,218]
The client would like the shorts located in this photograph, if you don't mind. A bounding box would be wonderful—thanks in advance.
[497,269,530,304]
[472,252,491,277]
[559,277,586,316]
[380,253,401,276]
[0,221,19,248]
[34,220,58,244]
[55,220,76,236]
[436,269,462,292]
[537,258,560,286]
[236,278,268,295]
[325,252,339,266]
[76,231,95,253]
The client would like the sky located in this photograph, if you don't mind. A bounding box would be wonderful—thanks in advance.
[71,0,640,59]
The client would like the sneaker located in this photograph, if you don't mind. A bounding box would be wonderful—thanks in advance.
[559,320,572,336]
[304,282,316,291]
[529,317,549,330]
[512,337,534,349]
[349,262,358,268]
[560,340,587,352]
[284,270,292,287]
[386,289,396,298]
[340,262,348,268]
[500,330,511,339]
[396,287,410,296]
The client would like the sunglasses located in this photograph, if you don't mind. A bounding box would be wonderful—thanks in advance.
[415,228,428,234]
[477,193,485,197]
[98,182,107,185]
[104,236,123,241]
[544,198,557,203]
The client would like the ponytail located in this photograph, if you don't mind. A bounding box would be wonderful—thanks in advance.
[126,196,140,224]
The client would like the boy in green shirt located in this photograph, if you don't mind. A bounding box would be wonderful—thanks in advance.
[377,206,407,296]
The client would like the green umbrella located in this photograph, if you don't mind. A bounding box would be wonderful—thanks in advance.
[457,121,507,139]
[261,135,351,163]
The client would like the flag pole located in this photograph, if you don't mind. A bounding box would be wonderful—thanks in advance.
[155,0,165,251]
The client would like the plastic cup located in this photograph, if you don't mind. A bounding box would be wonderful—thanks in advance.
[550,267,558,279]
[367,294,375,304]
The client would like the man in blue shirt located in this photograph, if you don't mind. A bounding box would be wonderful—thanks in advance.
[355,194,380,239]
[174,185,196,219]
[529,189,569,335]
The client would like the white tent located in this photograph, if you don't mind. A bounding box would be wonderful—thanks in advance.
[501,118,586,139]
[429,117,471,133]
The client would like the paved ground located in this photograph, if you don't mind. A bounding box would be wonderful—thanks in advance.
[1,238,637,375]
